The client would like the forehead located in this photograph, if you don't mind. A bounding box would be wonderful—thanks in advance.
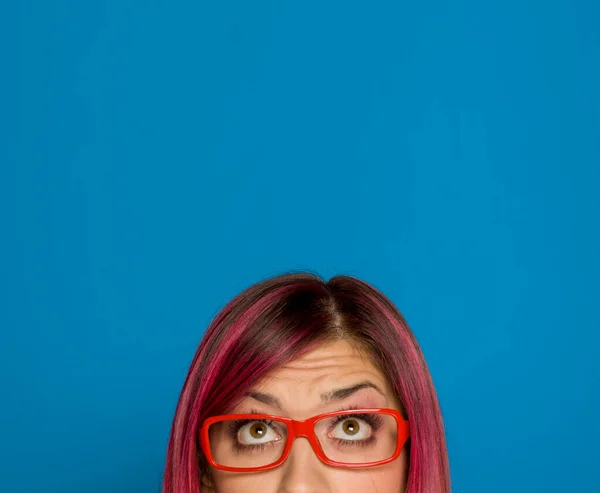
[270,339,379,377]
[248,340,396,406]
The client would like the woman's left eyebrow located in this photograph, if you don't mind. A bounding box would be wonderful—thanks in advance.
[319,381,384,402]
[243,381,384,409]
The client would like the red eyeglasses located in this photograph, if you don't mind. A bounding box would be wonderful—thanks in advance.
[200,408,410,472]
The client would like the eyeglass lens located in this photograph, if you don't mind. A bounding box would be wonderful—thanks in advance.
[207,412,399,468]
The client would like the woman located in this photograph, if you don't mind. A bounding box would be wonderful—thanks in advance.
[163,273,451,493]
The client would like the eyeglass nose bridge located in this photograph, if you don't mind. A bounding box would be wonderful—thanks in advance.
[287,417,315,438]
[282,417,327,464]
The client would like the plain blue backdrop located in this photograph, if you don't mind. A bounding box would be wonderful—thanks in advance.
[2,1,599,492]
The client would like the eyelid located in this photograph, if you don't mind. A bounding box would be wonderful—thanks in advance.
[236,403,376,418]
[243,407,270,416]
[335,404,374,412]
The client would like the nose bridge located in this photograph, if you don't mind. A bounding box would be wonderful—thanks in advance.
[286,419,319,461]
[279,419,330,492]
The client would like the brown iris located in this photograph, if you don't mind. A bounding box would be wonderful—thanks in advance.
[342,419,360,436]
[249,422,267,438]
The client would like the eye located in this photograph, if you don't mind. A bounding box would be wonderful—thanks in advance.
[330,418,373,441]
[237,421,281,445]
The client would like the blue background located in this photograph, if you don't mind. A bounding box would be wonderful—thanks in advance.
[2,1,599,492]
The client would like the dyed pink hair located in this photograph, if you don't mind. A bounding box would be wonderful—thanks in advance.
[163,273,451,493]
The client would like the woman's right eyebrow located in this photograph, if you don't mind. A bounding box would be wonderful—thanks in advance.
[243,390,282,408]
[243,381,384,409]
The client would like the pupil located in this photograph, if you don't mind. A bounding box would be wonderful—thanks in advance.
[250,423,265,438]
[343,419,359,435]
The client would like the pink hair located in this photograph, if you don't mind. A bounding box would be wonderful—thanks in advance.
[163,273,451,493]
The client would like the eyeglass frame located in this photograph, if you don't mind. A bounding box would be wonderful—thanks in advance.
[199,407,410,472]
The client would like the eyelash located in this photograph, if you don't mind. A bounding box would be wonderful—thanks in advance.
[330,409,383,430]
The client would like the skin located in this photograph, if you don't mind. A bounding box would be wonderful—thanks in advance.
[201,339,409,493]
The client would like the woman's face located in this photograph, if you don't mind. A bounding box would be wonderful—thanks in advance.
[202,339,409,493]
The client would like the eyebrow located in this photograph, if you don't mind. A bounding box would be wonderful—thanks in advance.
[243,381,385,409]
